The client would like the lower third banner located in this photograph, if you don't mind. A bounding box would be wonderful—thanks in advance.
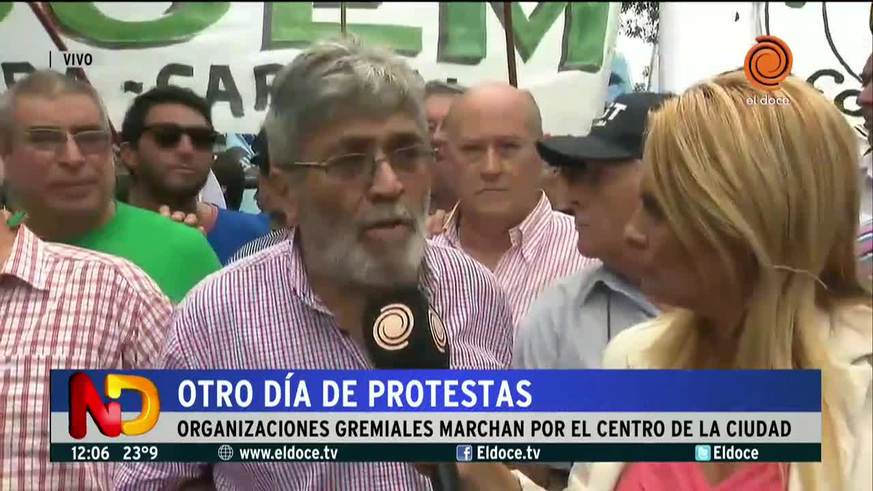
[49,369,821,464]
[51,442,820,464]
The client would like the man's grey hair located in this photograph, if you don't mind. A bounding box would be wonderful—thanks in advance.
[424,79,466,98]
[0,70,110,153]
[264,38,426,169]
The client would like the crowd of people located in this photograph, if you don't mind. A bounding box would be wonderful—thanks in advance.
[0,35,871,491]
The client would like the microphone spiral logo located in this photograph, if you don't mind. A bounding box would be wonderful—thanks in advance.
[373,303,413,351]
[744,35,793,91]
[428,308,447,353]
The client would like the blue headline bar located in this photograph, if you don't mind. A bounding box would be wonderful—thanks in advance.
[50,369,820,413]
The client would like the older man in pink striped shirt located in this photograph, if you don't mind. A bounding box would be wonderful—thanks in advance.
[432,83,597,329]
[115,39,513,491]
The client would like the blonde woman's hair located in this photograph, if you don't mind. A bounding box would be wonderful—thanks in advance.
[642,71,870,490]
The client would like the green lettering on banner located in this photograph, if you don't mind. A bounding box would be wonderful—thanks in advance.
[437,3,486,65]
[48,2,229,48]
[491,2,566,62]
[0,3,11,23]
[264,3,421,56]
[438,2,609,72]
[560,2,610,72]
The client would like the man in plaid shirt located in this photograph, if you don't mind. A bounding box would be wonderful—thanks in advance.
[0,71,173,490]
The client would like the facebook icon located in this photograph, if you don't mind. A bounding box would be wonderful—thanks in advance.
[456,445,473,462]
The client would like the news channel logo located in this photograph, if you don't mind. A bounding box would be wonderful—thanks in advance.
[456,445,473,462]
[694,444,712,462]
[743,35,793,91]
[68,372,160,439]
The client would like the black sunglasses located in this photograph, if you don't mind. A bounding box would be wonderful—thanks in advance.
[142,124,218,151]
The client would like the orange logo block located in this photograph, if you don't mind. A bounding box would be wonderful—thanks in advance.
[744,35,793,91]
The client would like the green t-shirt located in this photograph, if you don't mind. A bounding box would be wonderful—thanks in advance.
[69,202,221,303]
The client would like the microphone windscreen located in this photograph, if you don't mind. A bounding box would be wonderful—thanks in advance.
[362,288,450,369]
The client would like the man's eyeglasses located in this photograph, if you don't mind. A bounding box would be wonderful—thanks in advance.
[288,144,435,184]
[142,124,218,151]
[23,127,111,155]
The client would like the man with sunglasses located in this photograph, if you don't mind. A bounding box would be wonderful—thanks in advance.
[120,86,269,264]
[115,38,513,491]
[0,70,219,304]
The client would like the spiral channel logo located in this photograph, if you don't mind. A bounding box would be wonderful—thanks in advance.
[373,303,414,351]
[428,307,447,353]
[744,35,793,91]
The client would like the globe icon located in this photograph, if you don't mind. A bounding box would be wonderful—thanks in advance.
[217,444,234,461]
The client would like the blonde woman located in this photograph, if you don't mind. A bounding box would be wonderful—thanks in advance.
[439,72,873,490]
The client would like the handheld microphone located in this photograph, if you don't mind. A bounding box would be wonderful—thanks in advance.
[362,288,450,369]
[362,288,459,491]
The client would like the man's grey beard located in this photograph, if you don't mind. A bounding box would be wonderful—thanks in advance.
[299,196,429,289]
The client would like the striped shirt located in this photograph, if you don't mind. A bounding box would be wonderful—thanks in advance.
[113,229,514,491]
[432,192,597,330]
[0,225,171,491]
[858,218,873,286]
[228,227,291,263]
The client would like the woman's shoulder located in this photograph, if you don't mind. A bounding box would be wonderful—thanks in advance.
[602,317,672,369]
